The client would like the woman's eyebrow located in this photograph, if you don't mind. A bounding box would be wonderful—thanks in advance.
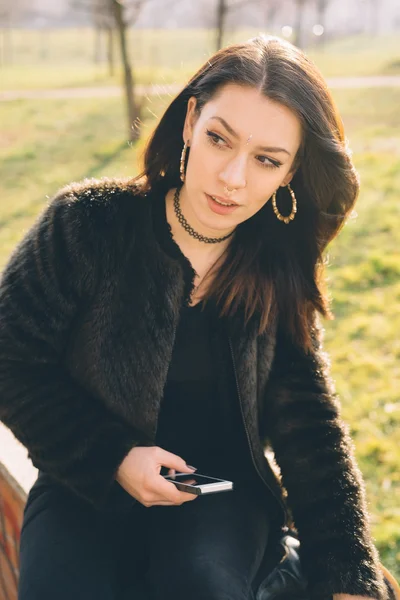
[209,116,292,156]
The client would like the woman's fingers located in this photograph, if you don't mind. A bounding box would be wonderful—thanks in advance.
[152,476,198,504]
[155,447,197,474]
[140,474,198,506]
[156,476,186,503]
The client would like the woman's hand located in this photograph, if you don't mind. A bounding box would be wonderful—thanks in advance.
[116,445,199,507]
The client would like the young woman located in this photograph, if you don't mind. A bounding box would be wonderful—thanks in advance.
[0,35,391,600]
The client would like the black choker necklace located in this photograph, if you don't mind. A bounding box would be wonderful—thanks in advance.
[173,187,234,244]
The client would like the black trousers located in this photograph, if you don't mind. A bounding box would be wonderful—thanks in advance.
[18,471,275,600]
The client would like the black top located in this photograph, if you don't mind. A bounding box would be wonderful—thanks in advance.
[150,190,264,490]
[155,301,223,474]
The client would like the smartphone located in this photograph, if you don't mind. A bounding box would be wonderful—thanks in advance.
[163,472,233,495]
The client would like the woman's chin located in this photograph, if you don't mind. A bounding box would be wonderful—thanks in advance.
[186,194,238,239]
[195,214,236,239]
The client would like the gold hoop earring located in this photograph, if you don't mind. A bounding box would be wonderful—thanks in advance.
[180,140,189,182]
[272,183,297,224]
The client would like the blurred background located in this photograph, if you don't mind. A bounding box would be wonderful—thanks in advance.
[0,0,399,578]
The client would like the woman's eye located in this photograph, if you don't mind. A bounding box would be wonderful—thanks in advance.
[206,130,226,146]
[257,156,281,169]
[206,129,281,169]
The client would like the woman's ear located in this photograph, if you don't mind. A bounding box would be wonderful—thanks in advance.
[280,175,293,188]
[280,163,300,187]
[182,96,198,144]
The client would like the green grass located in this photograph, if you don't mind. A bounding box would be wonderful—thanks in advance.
[0,64,194,91]
[307,32,400,77]
[0,84,399,577]
[1,29,399,91]
[322,87,400,575]
[0,95,149,262]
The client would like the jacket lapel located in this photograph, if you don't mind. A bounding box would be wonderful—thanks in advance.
[225,312,258,433]
[226,310,277,433]
[129,201,186,439]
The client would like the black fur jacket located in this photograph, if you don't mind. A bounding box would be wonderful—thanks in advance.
[0,178,388,600]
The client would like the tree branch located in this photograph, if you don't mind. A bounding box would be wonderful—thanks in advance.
[228,0,261,11]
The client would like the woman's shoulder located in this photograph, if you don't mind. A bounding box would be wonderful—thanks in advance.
[51,175,146,219]
[42,176,151,251]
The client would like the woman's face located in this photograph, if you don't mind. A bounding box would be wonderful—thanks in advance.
[181,83,302,237]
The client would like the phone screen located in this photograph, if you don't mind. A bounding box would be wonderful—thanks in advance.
[165,473,223,486]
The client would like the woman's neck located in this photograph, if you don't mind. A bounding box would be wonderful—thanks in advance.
[165,188,233,304]
[165,188,233,263]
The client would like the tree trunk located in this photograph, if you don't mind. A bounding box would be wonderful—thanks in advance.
[112,0,141,142]
[293,0,307,49]
[264,1,279,31]
[4,27,12,65]
[0,30,5,66]
[368,0,380,35]
[94,26,102,63]
[107,25,115,76]
[216,0,226,52]
[315,0,328,46]
[1,14,13,66]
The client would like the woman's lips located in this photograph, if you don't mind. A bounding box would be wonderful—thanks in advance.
[205,193,240,215]
[212,194,239,205]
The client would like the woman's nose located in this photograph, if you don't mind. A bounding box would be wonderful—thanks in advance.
[219,155,247,190]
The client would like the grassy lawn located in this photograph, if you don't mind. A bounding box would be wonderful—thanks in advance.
[1,29,399,90]
[325,87,400,575]
[0,84,399,576]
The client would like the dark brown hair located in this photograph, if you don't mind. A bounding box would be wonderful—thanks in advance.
[135,35,359,353]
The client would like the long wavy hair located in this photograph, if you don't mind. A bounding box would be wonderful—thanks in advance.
[134,35,359,353]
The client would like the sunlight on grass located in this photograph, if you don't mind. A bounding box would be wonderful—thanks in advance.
[1,30,399,90]
[323,88,400,574]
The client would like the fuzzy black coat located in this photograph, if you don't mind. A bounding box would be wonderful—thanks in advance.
[0,178,388,600]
